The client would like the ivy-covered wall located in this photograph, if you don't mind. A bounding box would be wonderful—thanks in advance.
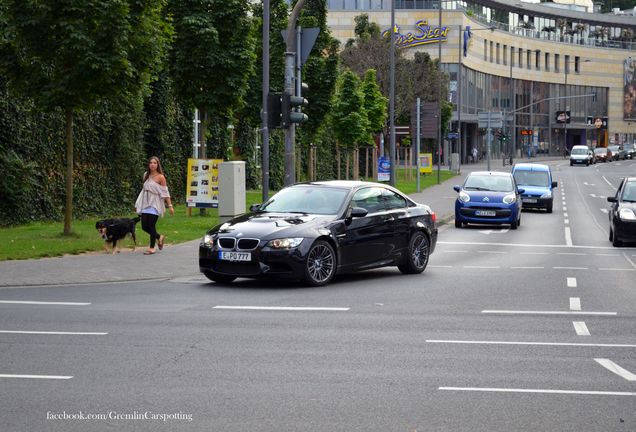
[0,76,193,226]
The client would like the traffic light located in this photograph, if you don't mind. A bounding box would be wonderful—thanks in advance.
[282,92,308,128]
[267,92,282,129]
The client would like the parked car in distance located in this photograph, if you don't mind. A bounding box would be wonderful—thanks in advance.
[512,163,557,213]
[570,145,593,166]
[622,143,635,159]
[199,181,438,286]
[608,145,625,161]
[607,177,636,246]
[593,147,610,163]
[454,171,523,229]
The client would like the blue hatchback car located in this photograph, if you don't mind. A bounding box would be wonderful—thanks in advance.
[512,163,557,213]
[454,171,524,229]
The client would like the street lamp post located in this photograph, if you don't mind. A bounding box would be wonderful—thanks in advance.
[563,59,591,152]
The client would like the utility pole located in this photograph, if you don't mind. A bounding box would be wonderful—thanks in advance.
[389,0,396,186]
[262,0,270,202]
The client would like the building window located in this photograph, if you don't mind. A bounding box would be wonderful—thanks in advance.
[535,50,540,70]
[545,53,550,71]
[518,48,523,68]
[574,56,580,73]
[554,54,560,73]
[490,41,494,63]
[510,46,515,67]
[484,40,487,61]
[565,55,570,74]
[496,43,500,64]
[526,50,531,69]
[503,45,507,66]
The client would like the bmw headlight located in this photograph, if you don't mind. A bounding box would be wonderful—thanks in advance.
[202,234,215,246]
[540,191,552,199]
[619,208,636,221]
[267,238,304,249]
[458,191,470,203]
[503,194,517,204]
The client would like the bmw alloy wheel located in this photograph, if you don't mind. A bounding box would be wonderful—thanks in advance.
[303,240,336,286]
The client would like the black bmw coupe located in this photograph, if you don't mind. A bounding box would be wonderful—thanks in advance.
[199,181,437,286]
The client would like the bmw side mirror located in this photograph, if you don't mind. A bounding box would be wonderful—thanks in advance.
[453,185,461,192]
[552,181,558,188]
[607,197,616,203]
[350,207,368,218]
[249,203,261,212]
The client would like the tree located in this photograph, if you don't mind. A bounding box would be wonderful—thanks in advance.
[360,69,387,178]
[331,69,368,179]
[0,0,169,234]
[169,0,256,160]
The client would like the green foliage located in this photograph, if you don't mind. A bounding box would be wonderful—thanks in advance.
[362,69,388,142]
[332,69,368,150]
[354,13,381,41]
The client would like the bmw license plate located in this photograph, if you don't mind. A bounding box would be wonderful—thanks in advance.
[522,198,537,203]
[219,251,251,261]
[475,210,496,217]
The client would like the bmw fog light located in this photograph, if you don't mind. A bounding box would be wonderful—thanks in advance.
[503,194,517,204]
[619,208,636,221]
[268,238,304,249]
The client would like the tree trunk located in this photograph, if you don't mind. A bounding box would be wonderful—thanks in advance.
[63,108,73,235]
[353,148,359,180]
[337,146,341,180]
[365,147,369,179]
[345,152,350,180]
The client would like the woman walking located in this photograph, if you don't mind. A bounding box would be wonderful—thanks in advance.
[135,156,174,255]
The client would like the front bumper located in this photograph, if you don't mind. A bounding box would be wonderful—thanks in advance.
[455,202,519,225]
[615,220,636,243]
[520,196,553,209]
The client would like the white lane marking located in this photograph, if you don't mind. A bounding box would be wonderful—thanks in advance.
[594,359,636,381]
[477,250,506,254]
[602,176,617,190]
[596,253,620,257]
[439,387,636,396]
[0,300,91,306]
[0,330,107,336]
[430,265,453,268]
[590,193,597,198]
[564,212,569,217]
[573,321,590,336]
[213,306,350,311]
[463,266,501,269]
[482,310,615,316]
[553,266,587,270]
[511,266,545,269]
[600,208,609,214]
[570,297,582,311]
[599,268,636,272]
[0,374,73,380]
[558,253,586,256]
[564,227,573,246]
[520,252,549,255]
[567,277,577,288]
[563,206,568,211]
[564,219,570,225]
[562,201,567,206]
[443,250,468,253]
[584,182,596,186]
[478,229,509,235]
[623,253,636,270]
[437,241,634,251]
[426,340,634,348]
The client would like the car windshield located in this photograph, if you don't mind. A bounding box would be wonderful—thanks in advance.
[594,148,607,154]
[571,148,588,155]
[464,175,513,192]
[513,170,550,187]
[260,186,349,215]
[622,183,636,202]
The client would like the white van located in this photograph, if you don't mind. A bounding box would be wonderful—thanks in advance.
[570,145,592,166]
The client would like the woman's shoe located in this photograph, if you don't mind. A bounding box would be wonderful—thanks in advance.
[144,249,156,255]
[158,235,165,250]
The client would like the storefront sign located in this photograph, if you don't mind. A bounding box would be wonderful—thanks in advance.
[382,20,449,49]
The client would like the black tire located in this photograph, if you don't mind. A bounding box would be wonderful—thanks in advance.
[511,216,519,230]
[303,240,336,287]
[570,161,573,166]
[398,231,430,274]
[546,203,553,213]
[203,271,236,283]
[455,219,462,228]
[610,228,622,247]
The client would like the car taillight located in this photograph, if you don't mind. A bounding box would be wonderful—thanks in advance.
[430,212,436,223]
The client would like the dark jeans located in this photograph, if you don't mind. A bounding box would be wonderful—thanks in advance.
[141,213,160,248]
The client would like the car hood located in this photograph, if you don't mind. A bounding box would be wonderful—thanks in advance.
[463,190,511,203]
[210,212,334,238]
[619,201,636,211]
[518,185,550,196]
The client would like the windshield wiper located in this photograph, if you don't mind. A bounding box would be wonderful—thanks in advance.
[465,187,490,191]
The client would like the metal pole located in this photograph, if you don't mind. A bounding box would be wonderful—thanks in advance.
[389,0,396,186]
[262,0,270,202]
[487,113,492,171]
[564,66,568,153]
[457,24,462,167]
[509,56,513,165]
[416,98,421,193]
[437,0,442,184]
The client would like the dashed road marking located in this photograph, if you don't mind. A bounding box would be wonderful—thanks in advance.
[569,297,581,311]
[567,277,577,287]
[481,310,615,316]
[213,306,350,312]
[0,300,91,306]
[573,321,590,336]
[439,387,636,396]
[0,374,73,380]
[0,330,107,336]
[595,359,636,381]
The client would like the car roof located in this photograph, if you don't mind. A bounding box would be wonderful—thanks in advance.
[468,171,512,177]
[512,163,550,172]
[308,180,384,189]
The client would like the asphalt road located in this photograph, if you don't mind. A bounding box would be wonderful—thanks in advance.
[1,158,635,432]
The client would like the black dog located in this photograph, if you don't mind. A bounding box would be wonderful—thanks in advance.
[95,217,140,254]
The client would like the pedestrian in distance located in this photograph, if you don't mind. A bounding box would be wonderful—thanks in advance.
[134,156,174,255]
[472,146,478,163]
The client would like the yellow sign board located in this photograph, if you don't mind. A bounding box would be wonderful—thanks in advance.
[419,153,433,174]
[186,158,223,208]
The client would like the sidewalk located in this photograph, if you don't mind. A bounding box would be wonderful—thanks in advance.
[0,157,558,287]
